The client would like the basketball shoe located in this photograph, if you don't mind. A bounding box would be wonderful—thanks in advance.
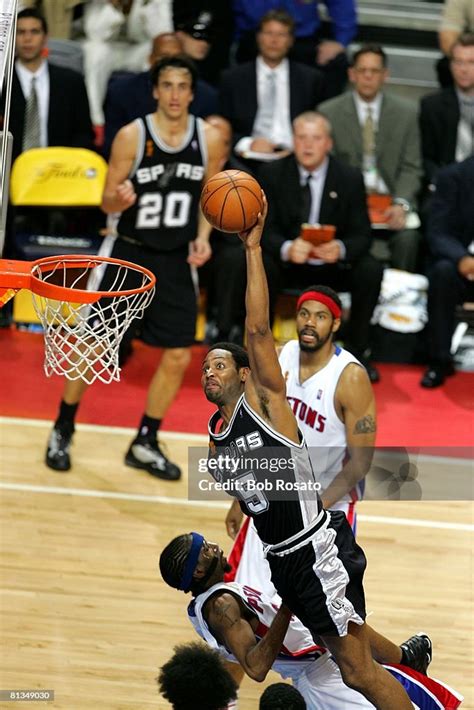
[46,426,73,471]
[400,632,433,675]
[125,437,181,481]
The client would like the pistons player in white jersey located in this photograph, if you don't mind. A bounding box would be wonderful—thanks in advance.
[159,533,463,710]
[225,285,376,601]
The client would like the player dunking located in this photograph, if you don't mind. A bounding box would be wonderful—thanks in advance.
[223,284,430,689]
[45,55,226,479]
[225,284,378,599]
[198,198,425,709]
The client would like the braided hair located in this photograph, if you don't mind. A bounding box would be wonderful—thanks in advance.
[159,534,192,589]
[159,534,209,597]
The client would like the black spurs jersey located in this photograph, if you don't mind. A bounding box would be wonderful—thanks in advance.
[117,114,207,251]
[207,395,323,545]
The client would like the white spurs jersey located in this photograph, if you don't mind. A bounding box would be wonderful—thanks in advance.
[279,341,364,504]
[187,581,327,682]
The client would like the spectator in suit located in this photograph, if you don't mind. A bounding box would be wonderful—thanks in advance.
[319,45,423,273]
[233,0,356,99]
[219,10,325,172]
[421,156,474,388]
[260,111,383,382]
[420,33,474,189]
[3,7,93,164]
[81,0,173,139]
[103,32,218,157]
[437,0,474,87]
[0,6,93,319]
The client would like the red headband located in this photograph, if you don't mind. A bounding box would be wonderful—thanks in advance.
[296,291,342,319]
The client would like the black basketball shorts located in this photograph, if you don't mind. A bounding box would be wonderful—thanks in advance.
[268,510,367,639]
[92,237,198,349]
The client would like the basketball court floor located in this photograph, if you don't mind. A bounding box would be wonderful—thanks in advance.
[1,394,473,709]
[0,3,472,704]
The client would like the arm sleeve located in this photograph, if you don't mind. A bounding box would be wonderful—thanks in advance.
[325,0,358,46]
[70,73,94,150]
[392,109,423,205]
[338,170,371,262]
[427,167,469,263]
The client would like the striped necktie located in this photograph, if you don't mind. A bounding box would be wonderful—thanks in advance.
[23,76,41,151]
[457,97,474,160]
[362,105,375,158]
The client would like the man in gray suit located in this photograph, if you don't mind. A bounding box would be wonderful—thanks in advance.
[319,45,422,272]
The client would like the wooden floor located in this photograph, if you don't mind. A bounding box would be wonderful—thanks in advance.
[0,418,472,709]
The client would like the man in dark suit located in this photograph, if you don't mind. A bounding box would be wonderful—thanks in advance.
[103,31,218,157]
[4,8,93,164]
[260,111,383,382]
[420,33,474,188]
[219,9,325,171]
[421,157,474,388]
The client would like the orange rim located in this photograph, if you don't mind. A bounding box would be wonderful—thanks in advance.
[0,255,156,304]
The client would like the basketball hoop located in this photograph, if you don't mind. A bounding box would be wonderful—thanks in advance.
[0,255,156,384]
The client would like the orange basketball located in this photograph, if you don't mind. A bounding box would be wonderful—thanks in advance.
[200,170,263,233]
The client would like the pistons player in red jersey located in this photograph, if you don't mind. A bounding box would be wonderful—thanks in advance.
[159,533,463,710]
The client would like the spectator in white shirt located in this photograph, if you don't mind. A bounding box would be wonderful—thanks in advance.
[219,10,325,173]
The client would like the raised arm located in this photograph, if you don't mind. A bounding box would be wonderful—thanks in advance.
[320,363,376,509]
[239,198,299,441]
[206,592,292,682]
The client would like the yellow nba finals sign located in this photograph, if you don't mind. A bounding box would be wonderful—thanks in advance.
[10,147,107,206]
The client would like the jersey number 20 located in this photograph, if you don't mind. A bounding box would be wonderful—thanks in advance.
[136,192,192,229]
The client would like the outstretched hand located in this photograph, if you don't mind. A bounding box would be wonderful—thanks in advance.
[238,192,268,248]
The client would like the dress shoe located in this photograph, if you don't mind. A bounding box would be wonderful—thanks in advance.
[420,362,455,388]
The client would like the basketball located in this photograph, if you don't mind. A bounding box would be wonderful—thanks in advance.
[200,170,264,233]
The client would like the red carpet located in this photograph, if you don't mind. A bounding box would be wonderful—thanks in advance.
[1,329,472,448]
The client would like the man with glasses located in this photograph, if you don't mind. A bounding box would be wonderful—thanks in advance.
[319,45,423,273]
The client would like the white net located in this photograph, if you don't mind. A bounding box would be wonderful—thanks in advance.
[30,257,155,384]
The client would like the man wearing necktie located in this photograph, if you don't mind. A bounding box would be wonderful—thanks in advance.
[420,33,474,193]
[319,45,423,273]
[2,8,93,165]
[219,10,325,172]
